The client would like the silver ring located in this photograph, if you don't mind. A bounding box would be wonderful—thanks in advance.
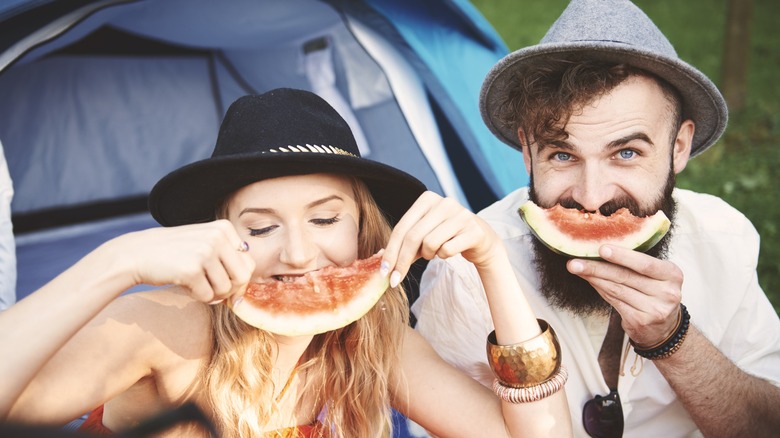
[237,241,249,252]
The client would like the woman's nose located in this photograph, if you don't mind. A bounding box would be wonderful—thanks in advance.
[279,226,317,267]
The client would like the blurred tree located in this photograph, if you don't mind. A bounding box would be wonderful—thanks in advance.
[721,0,753,111]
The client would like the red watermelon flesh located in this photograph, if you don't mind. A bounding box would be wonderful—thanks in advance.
[518,200,670,259]
[228,253,389,336]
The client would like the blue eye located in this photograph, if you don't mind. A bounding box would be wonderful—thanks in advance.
[618,149,636,159]
[553,152,572,161]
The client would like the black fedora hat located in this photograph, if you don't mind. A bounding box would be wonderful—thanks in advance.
[149,88,426,227]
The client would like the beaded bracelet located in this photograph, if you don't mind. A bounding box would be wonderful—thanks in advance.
[492,366,568,403]
[631,303,690,360]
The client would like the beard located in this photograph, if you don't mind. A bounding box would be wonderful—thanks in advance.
[528,169,677,316]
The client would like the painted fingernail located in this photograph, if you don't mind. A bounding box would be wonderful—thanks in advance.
[237,241,249,252]
[380,261,390,277]
[390,270,402,288]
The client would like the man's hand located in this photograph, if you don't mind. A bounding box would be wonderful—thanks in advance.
[566,244,681,347]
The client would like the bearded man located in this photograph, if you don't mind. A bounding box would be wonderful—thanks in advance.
[411,0,780,436]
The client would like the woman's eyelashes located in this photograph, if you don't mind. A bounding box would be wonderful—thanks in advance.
[248,225,277,236]
[247,216,340,236]
[310,215,340,226]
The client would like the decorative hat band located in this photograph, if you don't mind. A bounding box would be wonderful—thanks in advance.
[265,144,356,156]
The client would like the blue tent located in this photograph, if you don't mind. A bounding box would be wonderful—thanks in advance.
[1,0,525,300]
[0,1,522,434]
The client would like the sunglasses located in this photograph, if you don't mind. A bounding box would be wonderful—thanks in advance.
[582,389,624,438]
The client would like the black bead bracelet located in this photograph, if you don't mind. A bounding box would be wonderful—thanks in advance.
[631,303,690,360]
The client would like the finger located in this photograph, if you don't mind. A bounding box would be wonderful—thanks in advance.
[421,208,484,260]
[383,192,439,283]
[599,245,681,283]
[219,246,254,286]
[212,219,255,286]
[570,248,682,303]
[587,272,681,345]
[577,271,648,312]
[185,273,218,303]
[406,197,464,261]
[204,258,233,299]
[385,191,438,258]
[568,260,670,316]
[390,195,464,285]
[568,257,681,343]
[189,220,252,301]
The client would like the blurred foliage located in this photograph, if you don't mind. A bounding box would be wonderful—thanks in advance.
[471,0,780,313]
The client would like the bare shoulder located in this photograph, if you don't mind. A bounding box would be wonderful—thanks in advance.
[8,288,214,425]
[100,287,215,421]
[106,287,214,361]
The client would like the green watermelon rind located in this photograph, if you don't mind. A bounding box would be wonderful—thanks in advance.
[228,259,389,337]
[518,201,671,259]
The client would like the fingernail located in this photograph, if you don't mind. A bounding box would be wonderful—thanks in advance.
[390,270,402,288]
[208,298,225,305]
[380,261,390,277]
[232,297,243,307]
[601,245,613,258]
[569,260,584,273]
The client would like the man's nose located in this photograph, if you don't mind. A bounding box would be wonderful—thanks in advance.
[570,164,616,212]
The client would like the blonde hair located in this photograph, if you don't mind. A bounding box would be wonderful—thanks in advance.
[207,176,409,437]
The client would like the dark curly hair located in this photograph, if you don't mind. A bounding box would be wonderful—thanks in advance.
[495,55,684,149]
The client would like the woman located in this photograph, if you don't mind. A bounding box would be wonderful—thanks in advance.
[0,89,572,437]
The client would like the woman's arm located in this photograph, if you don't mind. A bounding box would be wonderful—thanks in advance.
[0,220,253,421]
[393,326,571,437]
[383,192,572,437]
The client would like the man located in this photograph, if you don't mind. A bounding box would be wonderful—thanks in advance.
[411,0,780,436]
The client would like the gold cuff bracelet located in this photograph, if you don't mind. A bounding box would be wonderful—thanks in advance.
[486,319,562,388]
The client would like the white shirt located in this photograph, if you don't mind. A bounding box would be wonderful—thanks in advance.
[412,187,780,437]
[0,141,15,310]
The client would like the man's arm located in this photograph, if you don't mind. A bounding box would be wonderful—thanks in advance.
[655,325,780,436]
[569,244,780,435]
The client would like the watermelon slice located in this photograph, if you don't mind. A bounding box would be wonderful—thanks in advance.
[518,200,670,259]
[228,253,389,336]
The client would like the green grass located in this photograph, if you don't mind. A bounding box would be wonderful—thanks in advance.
[471,0,780,313]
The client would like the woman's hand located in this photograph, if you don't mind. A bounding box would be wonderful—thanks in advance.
[112,220,255,303]
[381,191,503,287]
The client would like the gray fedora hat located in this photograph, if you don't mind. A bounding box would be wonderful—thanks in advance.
[480,0,728,157]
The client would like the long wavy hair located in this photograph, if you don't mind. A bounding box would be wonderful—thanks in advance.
[205,176,409,437]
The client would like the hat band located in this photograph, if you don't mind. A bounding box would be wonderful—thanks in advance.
[265,144,356,157]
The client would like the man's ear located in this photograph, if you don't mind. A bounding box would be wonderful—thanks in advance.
[673,119,694,174]
[518,128,532,175]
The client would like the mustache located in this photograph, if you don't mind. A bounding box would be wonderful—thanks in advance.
[556,195,656,218]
